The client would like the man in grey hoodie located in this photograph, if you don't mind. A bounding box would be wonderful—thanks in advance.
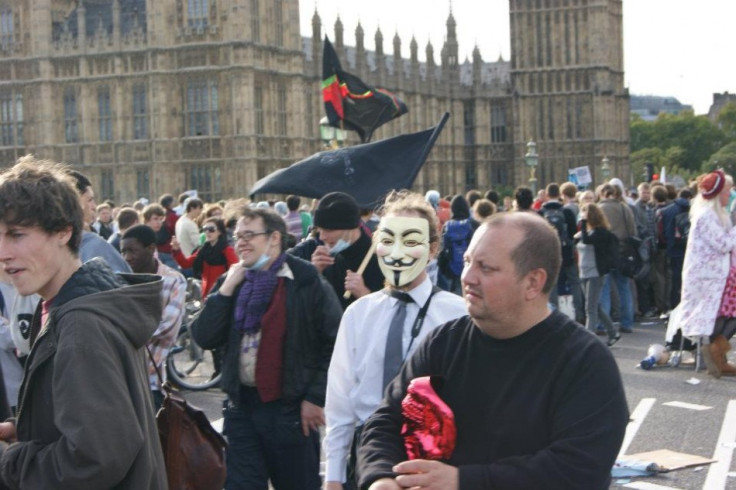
[0,156,167,489]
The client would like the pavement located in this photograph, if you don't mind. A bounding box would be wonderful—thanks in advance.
[182,316,736,489]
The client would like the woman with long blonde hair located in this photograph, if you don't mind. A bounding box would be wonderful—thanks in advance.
[678,170,736,378]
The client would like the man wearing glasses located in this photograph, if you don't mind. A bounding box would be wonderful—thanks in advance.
[192,207,342,490]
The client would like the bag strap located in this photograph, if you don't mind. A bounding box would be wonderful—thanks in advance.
[145,345,172,396]
[146,345,183,488]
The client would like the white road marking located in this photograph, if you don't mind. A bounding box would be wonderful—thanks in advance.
[662,401,712,411]
[704,400,736,489]
[212,417,223,433]
[623,482,682,490]
[620,398,656,457]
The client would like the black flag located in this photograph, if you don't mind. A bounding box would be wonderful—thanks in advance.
[323,36,408,143]
[250,113,449,208]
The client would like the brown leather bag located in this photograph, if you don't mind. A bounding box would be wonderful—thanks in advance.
[148,348,227,490]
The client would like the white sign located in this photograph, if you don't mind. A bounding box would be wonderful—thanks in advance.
[568,166,592,186]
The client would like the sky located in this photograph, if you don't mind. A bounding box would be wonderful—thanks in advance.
[300,0,736,115]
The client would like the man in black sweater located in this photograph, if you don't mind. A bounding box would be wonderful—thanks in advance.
[357,212,628,490]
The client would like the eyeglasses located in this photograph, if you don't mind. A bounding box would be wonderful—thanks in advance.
[233,231,269,242]
[202,226,217,233]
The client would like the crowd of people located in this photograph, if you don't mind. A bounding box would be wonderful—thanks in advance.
[0,152,732,488]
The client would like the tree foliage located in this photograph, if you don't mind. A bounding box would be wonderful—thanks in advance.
[705,142,736,176]
[717,102,736,141]
[630,109,733,184]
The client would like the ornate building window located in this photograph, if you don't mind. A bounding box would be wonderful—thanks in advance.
[274,0,283,46]
[132,83,148,140]
[101,169,114,200]
[0,92,22,147]
[98,86,112,142]
[189,164,221,202]
[64,89,79,143]
[136,168,150,200]
[277,85,287,135]
[121,0,147,36]
[186,78,219,136]
[187,0,208,28]
[463,100,475,146]
[254,85,264,135]
[84,1,112,38]
[0,8,13,51]
[305,93,314,137]
[491,104,507,143]
[251,0,259,42]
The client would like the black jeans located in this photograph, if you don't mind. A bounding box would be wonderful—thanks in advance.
[223,387,321,490]
[670,255,685,309]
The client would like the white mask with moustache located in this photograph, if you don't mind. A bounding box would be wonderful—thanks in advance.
[375,216,430,288]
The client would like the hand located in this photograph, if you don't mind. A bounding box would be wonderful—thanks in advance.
[171,235,180,252]
[345,270,370,299]
[368,479,402,490]
[311,245,335,272]
[300,400,325,436]
[393,460,458,490]
[218,261,248,297]
[324,482,344,490]
[0,421,16,443]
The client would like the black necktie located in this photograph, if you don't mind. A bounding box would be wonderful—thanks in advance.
[383,291,414,390]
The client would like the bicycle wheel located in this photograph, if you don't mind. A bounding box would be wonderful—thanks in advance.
[166,328,221,391]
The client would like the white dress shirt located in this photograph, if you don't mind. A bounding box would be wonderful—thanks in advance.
[324,276,467,483]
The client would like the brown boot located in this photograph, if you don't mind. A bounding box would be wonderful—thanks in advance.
[703,341,723,378]
[714,336,736,375]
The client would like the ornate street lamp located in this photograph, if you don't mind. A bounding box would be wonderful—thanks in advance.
[319,116,347,149]
[601,155,611,181]
[524,140,539,193]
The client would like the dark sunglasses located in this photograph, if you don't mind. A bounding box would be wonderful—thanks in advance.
[202,226,217,233]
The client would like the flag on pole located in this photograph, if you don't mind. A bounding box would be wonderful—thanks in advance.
[322,36,408,143]
[661,167,667,184]
[250,113,449,208]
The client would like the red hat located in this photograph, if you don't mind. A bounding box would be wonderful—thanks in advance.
[700,169,726,199]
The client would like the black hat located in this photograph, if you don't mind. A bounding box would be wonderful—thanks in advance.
[314,192,361,230]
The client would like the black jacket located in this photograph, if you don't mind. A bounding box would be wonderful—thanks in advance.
[191,254,342,407]
[288,228,384,309]
[540,201,578,266]
[661,197,690,258]
[579,221,618,276]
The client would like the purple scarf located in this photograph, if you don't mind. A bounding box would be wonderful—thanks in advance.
[233,253,287,334]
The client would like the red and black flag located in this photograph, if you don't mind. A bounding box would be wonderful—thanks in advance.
[322,36,408,143]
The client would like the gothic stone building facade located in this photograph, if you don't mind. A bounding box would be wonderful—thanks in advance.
[0,0,628,203]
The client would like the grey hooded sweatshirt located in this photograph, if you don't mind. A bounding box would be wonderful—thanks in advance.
[0,258,168,489]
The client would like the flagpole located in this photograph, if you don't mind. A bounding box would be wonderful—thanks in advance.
[343,241,377,300]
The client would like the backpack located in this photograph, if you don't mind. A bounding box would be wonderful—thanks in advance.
[655,208,667,250]
[673,211,690,251]
[441,219,474,277]
[542,207,572,249]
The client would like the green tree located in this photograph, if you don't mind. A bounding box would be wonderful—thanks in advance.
[630,110,725,173]
[717,102,736,141]
[630,114,655,152]
[704,142,736,176]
